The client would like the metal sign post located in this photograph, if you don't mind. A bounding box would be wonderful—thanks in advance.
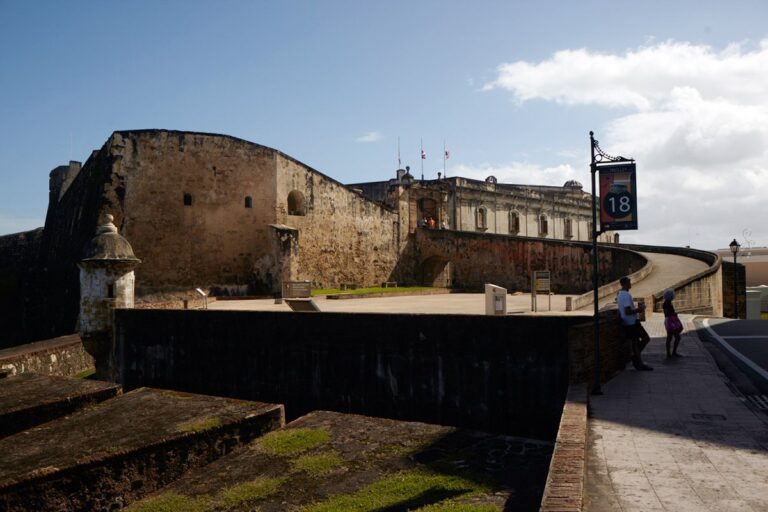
[531,270,551,312]
[589,131,637,395]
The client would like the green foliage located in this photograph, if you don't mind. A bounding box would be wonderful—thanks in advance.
[125,478,287,511]
[312,286,437,296]
[416,503,502,511]
[256,427,330,456]
[292,452,344,477]
[124,493,211,512]
[220,477,287,506]
[302,468,490,512]
[175,416,221,434]
[74,368,96,379]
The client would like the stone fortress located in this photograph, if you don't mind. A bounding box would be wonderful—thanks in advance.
[0,129,745,511]
[1,129,626,346]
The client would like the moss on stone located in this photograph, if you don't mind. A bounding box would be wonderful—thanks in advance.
[175,416,221,434]
[301,468,490,512]
[256,427,330,456]
[219,476,287,507]
[292,452,344,477]
[74,368,96,379]
[124,492,211,512]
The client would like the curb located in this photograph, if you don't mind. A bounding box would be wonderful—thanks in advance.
[539,382,587,512]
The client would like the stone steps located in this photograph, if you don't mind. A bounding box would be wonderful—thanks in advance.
[0,373,121,438]
[0,386,284,512]
[125,410,554,512]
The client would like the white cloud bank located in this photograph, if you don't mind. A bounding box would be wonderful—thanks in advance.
[356,131,382,143]
[482,40,768,250]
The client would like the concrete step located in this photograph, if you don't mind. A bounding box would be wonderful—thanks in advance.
[0,387,283,512]
[0,372,121,438]
[126,410,554,512]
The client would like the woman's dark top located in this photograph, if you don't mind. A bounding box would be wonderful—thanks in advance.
[663,299,676,317]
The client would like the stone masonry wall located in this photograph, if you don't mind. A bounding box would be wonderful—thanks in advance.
[0,229,42,348]
[414,229,645,293]
[275,154,400,288]
[112,131,279,292]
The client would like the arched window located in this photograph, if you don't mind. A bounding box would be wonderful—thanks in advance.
[539,214,548,237]
[476,206,487,230]
[245,196,253,208]
[564,218,573,238]
[288,190,306,216]
[509,211,520,234]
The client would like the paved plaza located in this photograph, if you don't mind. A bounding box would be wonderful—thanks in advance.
[586,315,768,511]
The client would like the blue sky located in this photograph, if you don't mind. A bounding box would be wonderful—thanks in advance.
[2,0,767,251]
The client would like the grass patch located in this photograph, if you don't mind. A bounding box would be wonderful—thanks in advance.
[74,368,96,379]
[312,286,438,296]
[293,452,344,477]
[124,492,211,512]
[302,468,490,512]
[416,503,502,511]
[256,428,330,456]
[175,416,221,434]
[220,476,286,507]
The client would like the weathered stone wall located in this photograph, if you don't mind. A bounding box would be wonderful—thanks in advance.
[111,131,279,292]
[0,334,94,377]
[413,228,645,292]
[115,308,586,440]
[275,154,400,288]
[0,229,43,348]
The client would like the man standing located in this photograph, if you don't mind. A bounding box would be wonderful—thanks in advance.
[617,276,653,371]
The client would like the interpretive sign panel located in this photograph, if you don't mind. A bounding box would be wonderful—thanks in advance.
[599,163,638,231]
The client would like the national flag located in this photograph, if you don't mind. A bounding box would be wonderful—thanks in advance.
[421,150,426,159]
[444,150,450,160]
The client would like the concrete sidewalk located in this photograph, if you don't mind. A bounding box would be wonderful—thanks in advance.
[585,315,768,511]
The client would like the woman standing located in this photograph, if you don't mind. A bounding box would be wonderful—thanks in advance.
[663,288,683,357]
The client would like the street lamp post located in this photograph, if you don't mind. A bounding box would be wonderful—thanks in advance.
[729,239,740,319]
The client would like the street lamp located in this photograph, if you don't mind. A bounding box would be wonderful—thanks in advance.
[729,239,740,319]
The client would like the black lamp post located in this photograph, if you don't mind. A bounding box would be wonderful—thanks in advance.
[729,238,740,319]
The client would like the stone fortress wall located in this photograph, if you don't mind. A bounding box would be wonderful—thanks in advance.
[0,129,727,347]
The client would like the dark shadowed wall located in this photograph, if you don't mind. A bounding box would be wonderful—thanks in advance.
[115,309,598,440]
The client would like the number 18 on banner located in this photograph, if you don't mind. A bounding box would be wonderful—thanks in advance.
[598,163,638,231]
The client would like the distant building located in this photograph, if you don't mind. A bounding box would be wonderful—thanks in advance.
[714,246,768,286]
[351,170,614,243]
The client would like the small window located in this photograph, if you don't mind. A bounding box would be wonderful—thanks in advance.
[509,211,520,234]
[107,283,115,298]
[564,218,573,238]
[476,207,487,230]
[539,214,548,237]
[245,196,253,208]
[288,190,306,216]
[183,193,192,206]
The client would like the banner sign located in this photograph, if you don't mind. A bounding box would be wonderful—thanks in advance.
[598,163,637,231]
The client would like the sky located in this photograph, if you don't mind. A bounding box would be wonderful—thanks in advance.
[1,0,767,252]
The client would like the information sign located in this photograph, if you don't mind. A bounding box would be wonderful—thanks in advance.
[598,163,638,231]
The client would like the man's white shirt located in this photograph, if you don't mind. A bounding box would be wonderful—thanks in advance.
[617,289,636,326]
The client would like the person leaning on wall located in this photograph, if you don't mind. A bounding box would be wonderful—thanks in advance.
[617,276,653,371]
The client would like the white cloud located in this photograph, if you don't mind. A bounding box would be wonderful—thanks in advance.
[356,131,382,143]
[484,39,768,249]
[451,162,582,188]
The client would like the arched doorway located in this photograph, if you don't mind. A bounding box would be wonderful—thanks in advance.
[420,255,453,287]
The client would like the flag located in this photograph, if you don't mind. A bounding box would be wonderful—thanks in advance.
[444,150,450,160]
[421,150,426,159]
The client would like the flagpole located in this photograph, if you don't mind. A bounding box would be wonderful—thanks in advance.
[420,138,424,181]
[397,136,401,169]
[443,140,446,176]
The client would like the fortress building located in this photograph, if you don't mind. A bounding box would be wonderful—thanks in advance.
[0,130,621,345]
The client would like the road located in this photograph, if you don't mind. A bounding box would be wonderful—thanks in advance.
[703,318,768,395]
